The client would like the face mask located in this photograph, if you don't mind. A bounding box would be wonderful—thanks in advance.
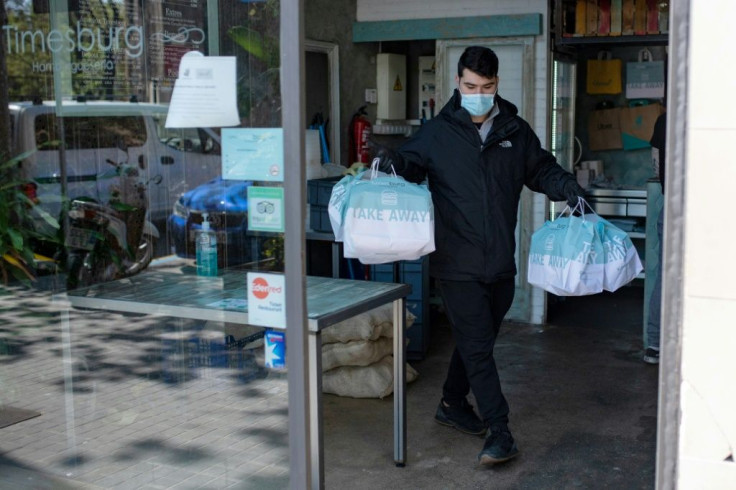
[460,93,495,117]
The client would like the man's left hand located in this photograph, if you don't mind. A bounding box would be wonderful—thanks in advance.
[563,180,586,209]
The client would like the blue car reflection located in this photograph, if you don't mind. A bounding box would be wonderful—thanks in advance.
[168,177,258,266]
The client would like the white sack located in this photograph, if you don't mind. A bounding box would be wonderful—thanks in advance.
[321,304,415,344]
[321,336,393,372]
[322,355,418,398]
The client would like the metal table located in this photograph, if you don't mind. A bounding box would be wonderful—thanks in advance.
[56,269,410,488]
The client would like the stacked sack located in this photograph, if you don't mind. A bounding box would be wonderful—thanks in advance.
[321,303,418,398]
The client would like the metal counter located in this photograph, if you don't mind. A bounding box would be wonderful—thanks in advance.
[585,188,648,217]
[55,269,412,484]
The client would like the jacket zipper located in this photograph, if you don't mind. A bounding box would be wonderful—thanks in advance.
[479,119,519,279]
[478,130,490,279]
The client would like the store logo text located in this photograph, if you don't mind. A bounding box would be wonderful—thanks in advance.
[3,22,144,58]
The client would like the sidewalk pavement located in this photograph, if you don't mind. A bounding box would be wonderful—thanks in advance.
[0,266,657,489]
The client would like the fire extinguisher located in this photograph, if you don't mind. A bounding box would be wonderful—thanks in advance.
[349,106,372,164]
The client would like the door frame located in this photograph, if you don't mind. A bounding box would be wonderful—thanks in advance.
[305,40,340,165]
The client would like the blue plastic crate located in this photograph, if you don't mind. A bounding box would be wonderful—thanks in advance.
[406,300,425,325]
[400,260,425,273]
[307,177,342,207]
[372,270,394,283]
[309,205,332,233]
[401,269,425,301]
[369,257,431,359]
[406,321,429,360]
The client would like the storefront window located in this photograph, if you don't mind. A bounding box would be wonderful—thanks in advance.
[1,0,302,487]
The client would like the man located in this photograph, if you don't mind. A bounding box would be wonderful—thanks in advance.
[373,46,584,465]
[644,111,666,364]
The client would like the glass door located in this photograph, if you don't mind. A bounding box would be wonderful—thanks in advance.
[550,56,578,220]
[1,0,307,488]
[551,57,578,173]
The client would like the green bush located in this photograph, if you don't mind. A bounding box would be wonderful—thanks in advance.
[0,150,60,285]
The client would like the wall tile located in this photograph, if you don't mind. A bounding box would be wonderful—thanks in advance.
[684,129,736,300]
[679,458,736,490]
[689,2,736,130]
[680,297,736,460]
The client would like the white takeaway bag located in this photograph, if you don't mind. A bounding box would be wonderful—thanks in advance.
[342,169,435,264]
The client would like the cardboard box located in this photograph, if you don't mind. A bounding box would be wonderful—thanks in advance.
[598,0,611,35]
[646,0,659,33]
[586,0,599,35]
[575,0,587,36]
[562,0,578,37]
[634,0,648,35]
[611,0,622,35]
[622,0,635,35]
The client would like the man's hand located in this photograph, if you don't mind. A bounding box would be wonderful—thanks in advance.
[367,138,400,173]
[563,180,586,209]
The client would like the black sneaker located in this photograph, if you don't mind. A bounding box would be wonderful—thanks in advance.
[434,399,486,436]
[478,426,519,465]
[643,348,660,364]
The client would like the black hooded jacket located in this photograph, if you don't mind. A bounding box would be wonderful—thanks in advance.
[391,91,576,282]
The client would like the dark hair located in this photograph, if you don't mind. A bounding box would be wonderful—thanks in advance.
[457,46,499,79]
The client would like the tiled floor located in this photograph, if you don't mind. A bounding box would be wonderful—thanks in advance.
[1,283,289,489]
[1,270,658,489]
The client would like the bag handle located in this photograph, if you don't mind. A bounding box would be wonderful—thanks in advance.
[369,157,397,179]
[637,48,654,63]
[596,50,613,61]
[556,197,599,221]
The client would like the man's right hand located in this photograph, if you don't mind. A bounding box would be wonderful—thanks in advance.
[367,138,400,173]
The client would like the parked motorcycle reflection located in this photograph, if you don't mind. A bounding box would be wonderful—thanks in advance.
[65,155,162,290]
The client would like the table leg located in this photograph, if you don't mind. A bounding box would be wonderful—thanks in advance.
[331,242,340,278]
[309,332,325,487]
[393,297,407,467]
[61,309,78,454]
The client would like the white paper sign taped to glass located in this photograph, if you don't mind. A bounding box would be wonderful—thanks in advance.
[247,272,285,328]
[338,169,435,264]
[166,52,240,128]
[221,128,284,181]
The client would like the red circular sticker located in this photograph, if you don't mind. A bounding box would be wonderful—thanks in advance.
[252,277,270,299]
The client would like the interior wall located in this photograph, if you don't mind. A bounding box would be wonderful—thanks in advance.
[305,0,376,165]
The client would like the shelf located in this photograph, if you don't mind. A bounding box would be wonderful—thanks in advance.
[628,232,646,239]
[555,34,669,47]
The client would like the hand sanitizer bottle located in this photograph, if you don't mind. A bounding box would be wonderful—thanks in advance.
[196,213,218,276]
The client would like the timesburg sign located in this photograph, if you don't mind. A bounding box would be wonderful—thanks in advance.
[2,22,144,58]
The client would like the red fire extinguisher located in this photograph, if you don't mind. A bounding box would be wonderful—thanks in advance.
[349,106,372,164]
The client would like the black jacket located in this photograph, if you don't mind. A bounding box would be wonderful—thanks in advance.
[391,91,576,282]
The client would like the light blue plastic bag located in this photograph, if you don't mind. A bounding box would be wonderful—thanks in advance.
[587,214,643,292]
[341,165,434,264]
[527,212,604,296]
[528,198,643,296]
[328,172,359,242]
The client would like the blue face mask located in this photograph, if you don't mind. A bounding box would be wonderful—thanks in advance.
[460,93,495,117]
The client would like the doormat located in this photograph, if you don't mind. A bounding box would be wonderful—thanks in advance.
[0,406,41,429]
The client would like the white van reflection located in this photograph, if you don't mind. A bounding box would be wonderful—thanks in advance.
[9,99,222,228]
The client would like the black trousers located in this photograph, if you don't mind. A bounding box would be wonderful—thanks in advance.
[438,278,516,427]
